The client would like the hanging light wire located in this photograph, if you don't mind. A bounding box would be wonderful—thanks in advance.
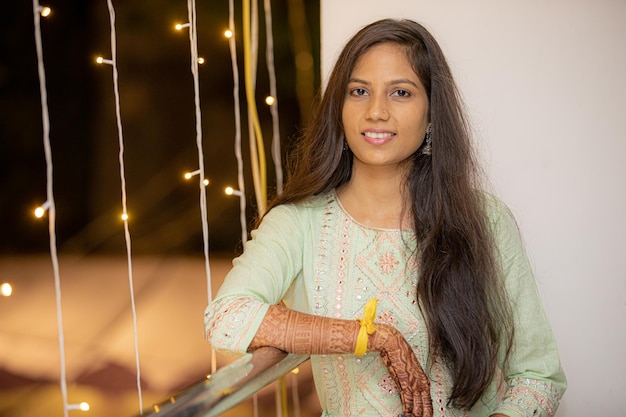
[264,0,283,196]
[227,0,247,244]
[32,2,69,416]
[183,0,216,375]
[184,0,212,308]
[104,0,143,413]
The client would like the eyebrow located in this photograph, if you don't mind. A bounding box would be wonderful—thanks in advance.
[348,77,420,89]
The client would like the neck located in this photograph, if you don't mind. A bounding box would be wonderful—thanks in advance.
[337,164,412,229]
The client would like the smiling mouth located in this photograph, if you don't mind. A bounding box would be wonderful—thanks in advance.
[363,131,394,139]
[362,131,395,144]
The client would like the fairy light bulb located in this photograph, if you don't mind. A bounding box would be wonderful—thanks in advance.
[265,95,275,106]
[34,201,51,218]
[34,206,46,218]
[224,29,233,39]
[291,367,300,375]
[1,283,12,297]
[184,170,209,185]
[225,186,242,197]
[96,56,113,65]
[121,213,129,221]
[197,57,205,65]
[67,402,89,411]
[175,23,190,31]
[40,6,52,17]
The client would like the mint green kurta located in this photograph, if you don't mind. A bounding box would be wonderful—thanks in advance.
[204,191,566,417]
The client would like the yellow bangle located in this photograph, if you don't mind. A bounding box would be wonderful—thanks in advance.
[354,298,378,356]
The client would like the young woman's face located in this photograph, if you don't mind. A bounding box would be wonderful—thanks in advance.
[342,43,429,173]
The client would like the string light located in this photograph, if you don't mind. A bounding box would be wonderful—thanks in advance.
[66,402,90,411]
[263,0,284,196]
[183,170,209,185]
[179,3,214,380]
[224,186,243,197]
[32,1,70,415]
[265,95,275,106]
[226,0,248,246]
[197,57,205,65]
[34,201,51,218]
[38,6,52,17]
[1,283,12,297]
[184,169,201,179]
[175,22,191,31]
[96,56,114,65]
[101,0,143,412]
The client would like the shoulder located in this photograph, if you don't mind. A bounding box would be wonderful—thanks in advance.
[477,191,519,232]
[255,191,334,236]
[478,191,511,217]
[265,191,334,220]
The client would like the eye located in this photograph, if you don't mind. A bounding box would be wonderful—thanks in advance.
[349,87,368,96]
[391,89,411,97]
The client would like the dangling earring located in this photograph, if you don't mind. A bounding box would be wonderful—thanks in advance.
[421,123,432,156]
[343,139,349,152]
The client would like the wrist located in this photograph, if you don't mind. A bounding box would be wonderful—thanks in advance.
[367,323,395,352]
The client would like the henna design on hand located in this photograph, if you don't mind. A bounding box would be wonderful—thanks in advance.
[371,325,433,417]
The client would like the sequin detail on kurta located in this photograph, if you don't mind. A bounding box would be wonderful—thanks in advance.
[204,191,567,417]
[311,193,425,416]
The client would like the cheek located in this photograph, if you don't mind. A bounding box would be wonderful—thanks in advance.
[341,107,357,134]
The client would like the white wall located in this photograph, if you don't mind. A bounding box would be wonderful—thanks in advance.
[321,1,626,415]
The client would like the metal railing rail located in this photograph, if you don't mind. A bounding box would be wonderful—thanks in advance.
[137,347,309,417]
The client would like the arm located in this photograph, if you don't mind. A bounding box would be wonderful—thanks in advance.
[487,197,567,417]
[205,202,431,416]
[205,204,306,354]
[250,304,432,417]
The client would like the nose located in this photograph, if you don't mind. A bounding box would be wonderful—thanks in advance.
[366,94,389,121]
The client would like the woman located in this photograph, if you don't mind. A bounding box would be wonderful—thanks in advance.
[205,19,566,417]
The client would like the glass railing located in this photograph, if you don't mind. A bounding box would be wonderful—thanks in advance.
[137,347,309,417]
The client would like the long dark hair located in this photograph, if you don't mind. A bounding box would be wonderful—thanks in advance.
[265,19,514,409]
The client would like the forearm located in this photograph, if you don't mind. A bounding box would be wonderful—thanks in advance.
[249,304,361,354]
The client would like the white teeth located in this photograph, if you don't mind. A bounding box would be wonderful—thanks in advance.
[363,132,393,139]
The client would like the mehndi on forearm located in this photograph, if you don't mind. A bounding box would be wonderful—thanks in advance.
[248,304,360,354]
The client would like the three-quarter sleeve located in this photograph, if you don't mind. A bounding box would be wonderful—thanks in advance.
[204,204,306,354]
[488,197,567,417]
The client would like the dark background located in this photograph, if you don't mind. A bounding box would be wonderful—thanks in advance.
[0,0,320,257]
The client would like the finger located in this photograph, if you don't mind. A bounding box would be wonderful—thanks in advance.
[383,354,414,416]
[421,386,433,417]
[396,374,413,417]
[411,388,422,417]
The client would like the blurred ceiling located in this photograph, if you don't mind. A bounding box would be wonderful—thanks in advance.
[0,255,319,417]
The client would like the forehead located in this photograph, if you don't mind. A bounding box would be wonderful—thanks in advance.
[350,43,416,78]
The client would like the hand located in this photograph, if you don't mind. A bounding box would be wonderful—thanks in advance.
[370,325,433,417]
